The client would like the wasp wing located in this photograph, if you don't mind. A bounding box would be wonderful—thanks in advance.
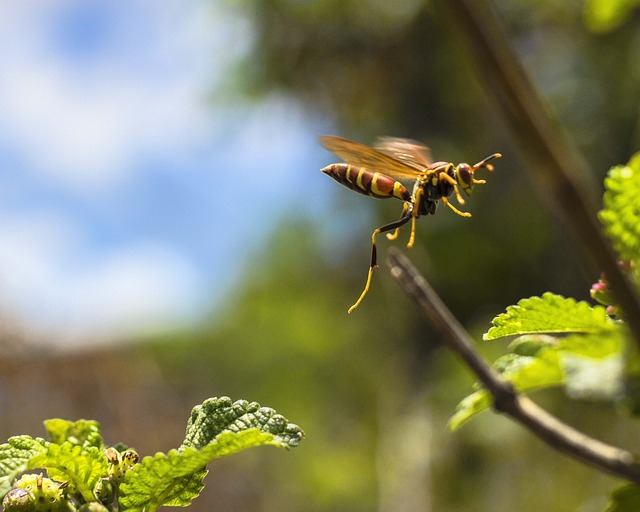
[374,137,433,169]
[319,135,427,180]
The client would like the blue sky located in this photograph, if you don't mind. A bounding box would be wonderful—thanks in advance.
[0,1,337,345]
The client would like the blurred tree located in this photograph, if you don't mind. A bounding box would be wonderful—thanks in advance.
[168,0,640,510]
[233,0,640,172]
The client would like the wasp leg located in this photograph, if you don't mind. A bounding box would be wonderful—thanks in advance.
[442,196,471,217]
[407,188,423,249]
[439,173,466,205]
[386,203,410,241]
[348,213,412,314]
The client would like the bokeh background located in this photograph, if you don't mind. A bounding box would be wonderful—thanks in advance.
[1,1,640,510]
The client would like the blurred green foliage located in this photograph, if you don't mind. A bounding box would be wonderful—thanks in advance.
[585,0,640,33]
[145,0,640,510]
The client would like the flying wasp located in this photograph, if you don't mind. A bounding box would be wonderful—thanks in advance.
[320,135,501,313]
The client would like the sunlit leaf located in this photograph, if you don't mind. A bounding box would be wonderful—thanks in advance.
[0,436,48,497]
[584,0,640,33]
[599,152,640,268]
[119,397,304,512]
[451,328,627,428]
[448,389,492,430]
[449,338,564,430]
[120,429,283,512]
[183,396,304,451]
[484,293,614,340]
[607,483,640,511]
[44,419,104,450]
[28,442,106,503]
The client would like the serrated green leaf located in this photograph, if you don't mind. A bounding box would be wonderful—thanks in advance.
[599,153,640,268]
[449,344,564,430]
[606,483,640,511]
[118,397,304,511]
[44,419,104,449]
[0,436,48,498]
[450,329,627,429]
[182,396,304,450]
[28,442,107,503]
[118,450,207,511]
[584,0,640,33]
[484,293,614,340]
[119,429,277,512]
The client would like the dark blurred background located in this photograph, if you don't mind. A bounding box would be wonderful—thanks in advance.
[2,1,640,510]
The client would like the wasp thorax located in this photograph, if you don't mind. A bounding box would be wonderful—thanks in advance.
[456,163,475,195]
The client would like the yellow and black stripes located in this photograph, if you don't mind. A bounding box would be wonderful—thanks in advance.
[321,164,411,201]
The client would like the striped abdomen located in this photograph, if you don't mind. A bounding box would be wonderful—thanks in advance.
[321,164,410,201]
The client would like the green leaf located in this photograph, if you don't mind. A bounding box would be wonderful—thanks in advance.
[183,396,304,450]
[119,397,304,512]
[448,389,492,430]
[119,429,281,512]
[599,152,640,268]
[559,330,625,359]
[484,293,614,340]
[0,436,48,498]
[500,344,565,392]
[584,0,640,33]
[44,419,104,449]
[450,329,627,429]
[449,338,564,430]
[606,483,640,511]
[28,442,107,503]
[118,449,208,512]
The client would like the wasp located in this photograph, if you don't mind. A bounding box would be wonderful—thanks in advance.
[320,135,501,313]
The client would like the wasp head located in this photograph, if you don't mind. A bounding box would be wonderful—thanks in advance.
[456,153,502,196]
[456,163,475,196]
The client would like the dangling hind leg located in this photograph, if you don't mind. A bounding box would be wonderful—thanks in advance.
[406,187,424,249]
[386,203,410,241]
[348,214,412,314]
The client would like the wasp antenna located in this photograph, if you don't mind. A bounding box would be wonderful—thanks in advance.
[474,152,502,171]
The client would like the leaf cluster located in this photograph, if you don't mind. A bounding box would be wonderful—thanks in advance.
[448,153,640,509]
[0,397,303,512]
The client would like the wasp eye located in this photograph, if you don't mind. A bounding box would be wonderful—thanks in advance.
[456,164,474,195]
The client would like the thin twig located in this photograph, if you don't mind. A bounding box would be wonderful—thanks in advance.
[388,249,640,482]
[431,0,640,349]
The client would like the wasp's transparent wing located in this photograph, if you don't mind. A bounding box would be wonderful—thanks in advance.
[319,135,427,180]
[374,137,433,169]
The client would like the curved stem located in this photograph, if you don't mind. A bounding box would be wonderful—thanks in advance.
[388,249,640,482]
[432,0,640,349]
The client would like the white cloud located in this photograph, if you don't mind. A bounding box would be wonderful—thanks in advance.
[0,0,239,194]
[0,213,200,342]
[61,242,201,339]
[0,1,325,344]
[0,2,228,342]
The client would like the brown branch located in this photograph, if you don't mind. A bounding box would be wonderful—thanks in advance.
[431,0,640,349]
[388,249,640,482]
